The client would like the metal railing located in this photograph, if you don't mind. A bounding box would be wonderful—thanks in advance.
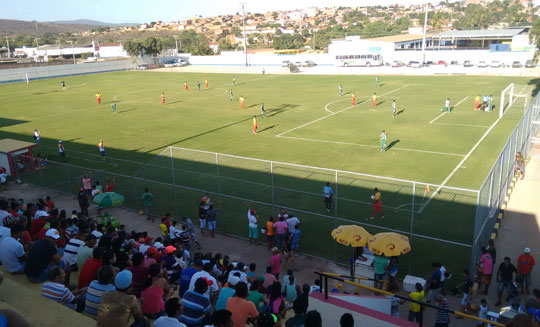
[472,92,540,268]
[314,272,504,327]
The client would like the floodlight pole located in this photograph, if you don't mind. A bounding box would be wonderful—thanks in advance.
[5,37,10,58]
[68,40,75,64]
[174,36,178,54]
[421,3,428,64]
[241,3,248,67]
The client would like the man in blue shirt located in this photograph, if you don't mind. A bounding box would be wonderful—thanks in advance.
[179,259,203,298]
[323,182,333,212]
[180,277,212,326]
[427,262,442,303]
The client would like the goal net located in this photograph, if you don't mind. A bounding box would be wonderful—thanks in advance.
[0,71,29,85]
[500,84,532,120]
[499,83,514,118]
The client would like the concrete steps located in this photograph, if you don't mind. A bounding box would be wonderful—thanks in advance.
[0,269,95,327]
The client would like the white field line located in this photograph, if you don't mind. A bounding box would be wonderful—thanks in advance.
[429,96,468,124]
[279,135,466,157]
[431,122,490,128]
[277,85,409,137]
[419,86,528,212]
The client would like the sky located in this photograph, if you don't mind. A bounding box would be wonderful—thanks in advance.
[2,0,466,24]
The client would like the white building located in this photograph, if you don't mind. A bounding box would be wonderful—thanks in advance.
[328,28,535,65]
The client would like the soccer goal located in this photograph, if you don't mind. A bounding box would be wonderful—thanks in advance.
[499,83,515,118]
[0,71,29,85]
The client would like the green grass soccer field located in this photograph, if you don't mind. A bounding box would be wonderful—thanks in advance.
[0,71,535,279]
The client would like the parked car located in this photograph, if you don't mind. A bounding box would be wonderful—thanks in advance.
[450,60,460,65]
[425,61,435,66]
[410,61,423,68]
[281,61,291,67]
[303,60,316,67]
[525,60,536,68]
[463,60,473,67]
[490,61,503,68]
[477,61,488,68]
[137,64,150,70]
[391,60,405,67]
[437,61,447,66]
[512,61,522,68]
[294,61,303,67]
[163,60,178,68]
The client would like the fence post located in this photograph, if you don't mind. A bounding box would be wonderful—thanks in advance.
[216,153,223,226]
[409,182,416,275]
[170,147,179,219]
[334,170,338,262]
[133,178,139,212]
[65,166,72,194]
[270,161,275,216]
[334,170,338,218]
[38,164,44,187]
[487,171,494,210]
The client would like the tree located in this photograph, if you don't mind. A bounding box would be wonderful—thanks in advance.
[143,37,163,57]
[123,40,144,57]
[231,26,242,37]
[218,39,235,52]
[531,16,540,63]
[311,31,331,50]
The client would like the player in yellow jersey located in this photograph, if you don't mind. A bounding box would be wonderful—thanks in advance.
[252,116,257,134]
[205,79,208,89]
[372,92,377,106]
[239,96,245,109]
[352,92,356,105]
[95,92,102,105]
[161,92,165,106]
[184,82,188,91]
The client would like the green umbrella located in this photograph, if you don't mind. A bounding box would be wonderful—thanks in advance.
[92,192,125,207]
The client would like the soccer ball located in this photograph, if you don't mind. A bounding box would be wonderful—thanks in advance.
[371,195,375,200]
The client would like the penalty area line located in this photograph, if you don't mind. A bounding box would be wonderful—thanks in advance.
[429,96,468,124]
[277,135,466,157]
[420,84,530,212]
[277,85,410,137]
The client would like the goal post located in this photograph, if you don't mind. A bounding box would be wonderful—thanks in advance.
[0,71,29,85]
[500,83,515,118]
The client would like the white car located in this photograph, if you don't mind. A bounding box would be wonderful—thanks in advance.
[391,60,405,67]
[490,61,503,68]
[477,61,488,68]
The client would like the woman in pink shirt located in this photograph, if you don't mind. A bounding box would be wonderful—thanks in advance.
[82,173,92,195]
[269,247,281,279]
[274,218,288,249]
[141,263,170,318]
[479,247,493,295]
[143,247,158,268]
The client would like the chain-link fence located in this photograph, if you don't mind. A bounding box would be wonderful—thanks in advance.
[473,91,540,267]
[11,92,539,279]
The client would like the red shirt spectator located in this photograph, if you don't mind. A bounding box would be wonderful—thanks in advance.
[45,200,55,212]
[78,257,103,289]
[517,253,535,275]
[30,218,47,240]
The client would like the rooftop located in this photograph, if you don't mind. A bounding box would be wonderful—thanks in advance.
[436,28,526,38]
[368,33,430,43]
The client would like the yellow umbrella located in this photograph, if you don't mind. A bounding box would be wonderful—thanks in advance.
[368,232,411,256]
[331,225,372,247]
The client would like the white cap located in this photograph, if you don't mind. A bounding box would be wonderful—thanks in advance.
[524,247,531,253]
[228,275,240,286]
[154,242,164,249]
[58,140,63,143]
[45,228,60,239]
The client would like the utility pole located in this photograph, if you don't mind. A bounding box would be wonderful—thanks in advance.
[68,40,75,64]
[421,3,428,65]
[174,35,178,54]
[35,38,39,47]
[5,37,10,58]
[241,3,248,67]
